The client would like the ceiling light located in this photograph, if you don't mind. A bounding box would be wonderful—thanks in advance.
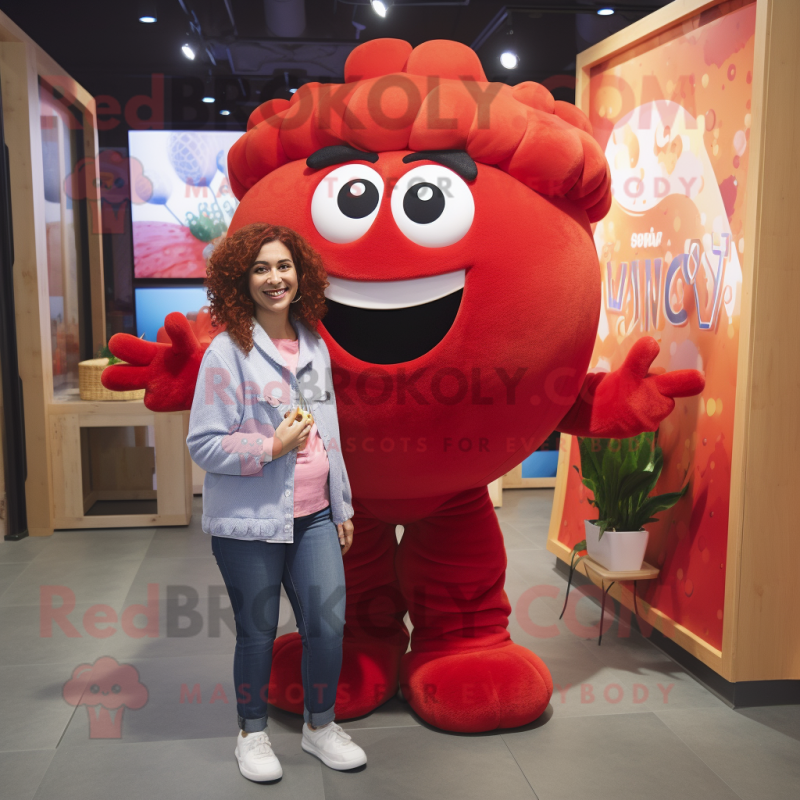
[289,88,297,94]
[202,75,216,105]
[181,43,195,60]
[371,1,390,17]
[220,110,231,116]
[500,51,518,69]
[597,7,615,15]
[138,1,157,23]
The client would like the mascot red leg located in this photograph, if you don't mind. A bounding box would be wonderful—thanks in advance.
[397,487,552,732]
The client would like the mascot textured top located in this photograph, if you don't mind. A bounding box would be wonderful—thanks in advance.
[105,38,704,732]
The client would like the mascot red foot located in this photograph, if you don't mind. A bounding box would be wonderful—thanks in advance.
[104,39,704,732]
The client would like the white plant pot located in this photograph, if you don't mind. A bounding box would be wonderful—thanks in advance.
[584,520,649,572]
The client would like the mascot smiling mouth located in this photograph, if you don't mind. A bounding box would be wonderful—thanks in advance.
[322,270,465,364]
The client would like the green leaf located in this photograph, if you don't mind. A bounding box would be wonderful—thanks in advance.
[577,438,602,488]
[600,442,623,521]
[619,433,645,481]
[633,432,657,472]
[618,469,658,505]
[95,343,121,366]
[629,486,688,530]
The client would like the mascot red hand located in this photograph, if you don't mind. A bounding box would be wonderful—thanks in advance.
[103,313,207,412]
[110,38,704,733]
[558,337,705,438]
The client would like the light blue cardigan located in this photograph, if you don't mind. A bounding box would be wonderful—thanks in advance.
[186,316,354,542]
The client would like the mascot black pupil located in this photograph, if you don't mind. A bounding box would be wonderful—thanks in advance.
[404,182,445,224]
[338,179,379,219]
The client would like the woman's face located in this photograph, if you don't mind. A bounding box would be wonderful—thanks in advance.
[248,239,299,317]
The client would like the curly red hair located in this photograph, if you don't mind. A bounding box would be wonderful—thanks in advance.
[228,38,611,221]
[205,222,329,354]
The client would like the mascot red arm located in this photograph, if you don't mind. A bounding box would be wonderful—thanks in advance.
[104,38,703,732]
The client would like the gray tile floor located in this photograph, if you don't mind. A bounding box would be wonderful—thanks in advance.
[1,489,798,799]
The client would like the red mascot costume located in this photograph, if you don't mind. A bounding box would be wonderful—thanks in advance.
[104,39,704,732]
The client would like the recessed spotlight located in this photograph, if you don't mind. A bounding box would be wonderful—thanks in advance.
[202,96,215,104]
[139,1,157,24]
[597,7,615,15]
[181,43,195,60]
[500,51,518,69]
[220,109,231,116]
[371,0,390,17]
[289,88,297,94]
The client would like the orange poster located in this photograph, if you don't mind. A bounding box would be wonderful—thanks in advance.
[557,1,756,649]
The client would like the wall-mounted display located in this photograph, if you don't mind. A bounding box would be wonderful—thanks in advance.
[134,286,210,343]
[128,131,243,279]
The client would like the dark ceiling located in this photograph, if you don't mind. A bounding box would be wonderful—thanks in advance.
[0,0,670,145]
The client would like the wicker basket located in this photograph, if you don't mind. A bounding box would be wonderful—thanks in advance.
[78,358,145,401]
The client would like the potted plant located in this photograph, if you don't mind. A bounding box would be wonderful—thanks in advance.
[571,431,688,571]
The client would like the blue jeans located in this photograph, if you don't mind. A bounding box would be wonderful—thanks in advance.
[211,506,346,731]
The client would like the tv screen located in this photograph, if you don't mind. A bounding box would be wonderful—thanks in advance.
[128,130,244,279]
[134,286,211,344]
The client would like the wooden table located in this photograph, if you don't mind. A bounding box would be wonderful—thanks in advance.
[48,396,192,529]
[560,554,660,645]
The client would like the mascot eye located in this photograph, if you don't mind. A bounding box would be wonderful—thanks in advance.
[311,164,384,244]
[391,164,474,248]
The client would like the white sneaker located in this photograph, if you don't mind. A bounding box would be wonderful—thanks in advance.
[301,722,367,770]
[234,728,282,782]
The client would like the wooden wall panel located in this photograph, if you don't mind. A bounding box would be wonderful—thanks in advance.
[0,41,55,536]
[732,0,800,681]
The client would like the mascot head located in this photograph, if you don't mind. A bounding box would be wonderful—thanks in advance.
[226,38,612,498]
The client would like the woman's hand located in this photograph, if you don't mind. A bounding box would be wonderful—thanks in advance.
[273,411,312,456]
[337,518,354,556]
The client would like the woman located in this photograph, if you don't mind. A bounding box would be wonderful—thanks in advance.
[187,222,366,782]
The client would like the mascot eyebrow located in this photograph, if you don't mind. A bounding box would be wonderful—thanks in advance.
[307,145,477,181]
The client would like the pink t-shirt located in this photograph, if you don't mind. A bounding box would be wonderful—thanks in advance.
[271,337,331,518]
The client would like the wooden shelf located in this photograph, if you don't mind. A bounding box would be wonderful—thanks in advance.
[581,556,660,583]
[49,404,192,530]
